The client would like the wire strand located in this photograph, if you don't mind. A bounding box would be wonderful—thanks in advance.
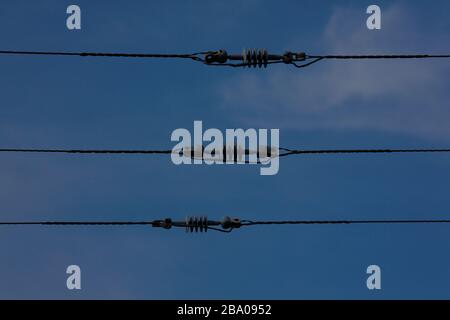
[308,54,450,59]
[0,50,207,61]
[240,219,450,226]
[0,221,154,225]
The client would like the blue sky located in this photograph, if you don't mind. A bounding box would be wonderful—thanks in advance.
[0,0,450,299]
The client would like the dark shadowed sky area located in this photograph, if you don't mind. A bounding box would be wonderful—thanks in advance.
[0,0,450,299]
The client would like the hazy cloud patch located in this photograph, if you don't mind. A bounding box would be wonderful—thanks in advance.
[217,5,450,140]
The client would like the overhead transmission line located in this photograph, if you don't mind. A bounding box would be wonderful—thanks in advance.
[0,49,449,69]
[0,147,449,164]
[1,216,450,233]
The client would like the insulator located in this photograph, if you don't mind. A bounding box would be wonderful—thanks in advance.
[185,216,208,233]
[242,49,268,68]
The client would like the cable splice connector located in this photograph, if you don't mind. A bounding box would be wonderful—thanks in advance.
[152,218,173,229]
[204,50,229,64]
[282,51,306,64]
[220,216,242,230]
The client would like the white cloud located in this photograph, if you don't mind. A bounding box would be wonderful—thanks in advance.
[217,5,450,140]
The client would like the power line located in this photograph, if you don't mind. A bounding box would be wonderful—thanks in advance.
[1,147,449,164]
[278,148,450,157]
[1,216,450,233]
[0,221,151,225]
[0,148,172,154]
[0,49,449,69]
